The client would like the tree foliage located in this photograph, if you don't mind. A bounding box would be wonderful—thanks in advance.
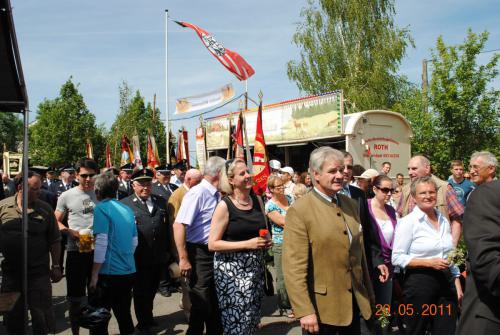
[287,0,413,111]
[429,29,499,175]
[0,112,23,152]
[30,78,104,167]
[107,82,166,166]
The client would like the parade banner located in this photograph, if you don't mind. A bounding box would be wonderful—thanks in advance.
[85,140,93,159]
[175,21,255,81]
[205,91,343,150]
[132,135,143,169]
[177,130,190,168]
[233,111,245,160]
[252,101,270,196]
[105,144,112,168]
[120,135,134,166]
[147,134,160,169]
[176,84,234,114]
[195,127,207,173]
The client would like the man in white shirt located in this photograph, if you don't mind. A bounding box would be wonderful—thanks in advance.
[171,161,187,187]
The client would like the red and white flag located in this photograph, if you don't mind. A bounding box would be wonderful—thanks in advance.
[147,134,160,169]
[175,21,255,81]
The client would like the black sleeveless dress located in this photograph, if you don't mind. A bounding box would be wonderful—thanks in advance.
[214,194,267,335]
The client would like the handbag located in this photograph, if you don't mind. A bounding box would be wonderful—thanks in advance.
[255,194,275,295]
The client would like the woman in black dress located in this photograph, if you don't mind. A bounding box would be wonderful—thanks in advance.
[208,159,271,335]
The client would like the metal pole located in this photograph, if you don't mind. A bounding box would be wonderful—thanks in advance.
[165,10,170,164]
[243,81,253,172]
[22,107,29,335]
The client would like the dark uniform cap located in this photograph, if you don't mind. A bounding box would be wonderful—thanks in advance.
[29,166,49,174]
[156,164,172,174]
[120,163,135,173]
[173,161,187,171]
[105,166,120,175]
[131,168,154,182]
[59,164,76,173]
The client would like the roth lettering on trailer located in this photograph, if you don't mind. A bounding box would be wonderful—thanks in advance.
[374,144,389,150]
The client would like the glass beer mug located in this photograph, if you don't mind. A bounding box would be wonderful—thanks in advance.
[78,228,94,253]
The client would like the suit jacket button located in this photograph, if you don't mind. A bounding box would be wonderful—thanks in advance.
[343,230,348,235]
[348,288,352,293]
[337,212,341,216]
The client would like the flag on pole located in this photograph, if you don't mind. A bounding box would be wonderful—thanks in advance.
[131,135,143,169]
[147,134,160,169]
[233,111,245,160]
[226,116,234,160]
[120,135,134,166]
[175,21,255,81]
[85,140,93,159]
[105,144,112,168]
[177,129,190,168]
[252,100,270,195]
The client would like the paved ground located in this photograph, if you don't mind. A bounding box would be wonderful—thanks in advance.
[0,277,302,335]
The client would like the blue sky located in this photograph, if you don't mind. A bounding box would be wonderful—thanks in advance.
[12,0,499,160]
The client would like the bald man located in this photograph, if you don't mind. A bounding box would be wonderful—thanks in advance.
[397,155,464,246]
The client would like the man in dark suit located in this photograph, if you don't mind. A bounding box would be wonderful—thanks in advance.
[121,168,173,333]
[457,180,500,334]
[151,164,178,203]
[341,153,387,280]
[117,163,134,200]
[41,167,58,190]
[49,165,78,197]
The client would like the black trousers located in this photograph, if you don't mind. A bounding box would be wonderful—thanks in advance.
[401,268,458,335]
[186,243,223,335]
[134,264,162,329]
[303,294,361,335]
[91,273,135,335]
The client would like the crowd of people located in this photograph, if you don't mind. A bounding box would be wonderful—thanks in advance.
[0,148,498,335]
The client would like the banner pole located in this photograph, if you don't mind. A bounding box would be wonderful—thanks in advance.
[165,9,170,165]
[243,80,253,172]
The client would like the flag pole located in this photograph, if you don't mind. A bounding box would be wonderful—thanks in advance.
[243,80,253,172]
[165,9,170,165]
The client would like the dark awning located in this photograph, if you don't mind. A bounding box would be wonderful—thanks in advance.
[0,0,28,113]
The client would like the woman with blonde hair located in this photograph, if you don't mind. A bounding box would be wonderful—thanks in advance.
[209,159,271,335]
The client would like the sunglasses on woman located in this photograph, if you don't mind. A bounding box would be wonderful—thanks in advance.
[375,186,394,194]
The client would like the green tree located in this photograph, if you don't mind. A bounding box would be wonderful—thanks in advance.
[287,0,413,111]
[30,77,103,166]
[108,82,166,166]
[0,112,23,152]
[429,29,499,176]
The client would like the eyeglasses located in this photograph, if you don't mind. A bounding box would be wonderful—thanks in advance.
[272,184,285,189]
[79,174,96,179]
[344,165,353,170]
[375,186,394,194]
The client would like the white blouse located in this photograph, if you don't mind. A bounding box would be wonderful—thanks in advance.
[375,218,394,245]
[392,206,460,277]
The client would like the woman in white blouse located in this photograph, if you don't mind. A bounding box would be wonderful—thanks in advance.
[392,176,463,335]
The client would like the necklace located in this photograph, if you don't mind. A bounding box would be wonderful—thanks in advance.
[233,196,251,206]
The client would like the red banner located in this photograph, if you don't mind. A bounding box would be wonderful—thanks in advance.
[252,101,270,195]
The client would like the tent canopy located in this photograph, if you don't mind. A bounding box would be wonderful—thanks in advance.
[0,0,28,113]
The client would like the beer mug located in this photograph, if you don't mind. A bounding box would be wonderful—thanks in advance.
[78,228,94,253]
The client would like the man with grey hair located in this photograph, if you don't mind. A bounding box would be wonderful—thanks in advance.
[283,147,374,334]
[173,156,225,335]
[468,151,497,186]
[397,155,464,246]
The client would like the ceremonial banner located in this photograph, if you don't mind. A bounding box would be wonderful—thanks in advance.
[233,111,244,160]
[105,144,112,168]
[147,134,160,169]
[252,101,270,195]
[175,21,255,81]
[195,127,207,173]
[176,84,234,114]
[177,130,190,168]
[168,130,177,165]
[120,135,134,166]
[131,135,143,169]
[85,140,93,159]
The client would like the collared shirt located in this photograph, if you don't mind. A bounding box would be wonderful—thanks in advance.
[171,175,182,187]
[175,178,219,244]
[284,181,295,199]
[392,206,460,277]
[313,187,352,243]
[338,184,351,197]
